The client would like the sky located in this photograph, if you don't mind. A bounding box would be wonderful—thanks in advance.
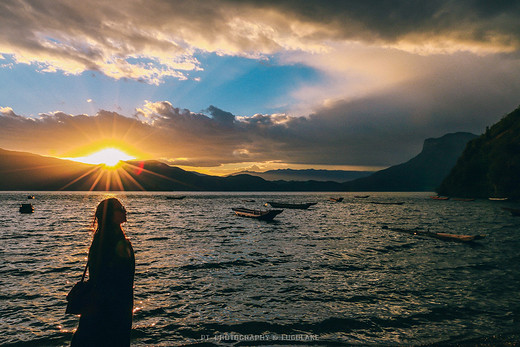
[1,0,520,175]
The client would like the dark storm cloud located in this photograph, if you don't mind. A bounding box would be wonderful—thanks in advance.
[1,0,519,85]
[231,0,520,48]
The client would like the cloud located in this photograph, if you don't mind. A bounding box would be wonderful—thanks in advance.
[232,0,520,53]
[2,75,520,170]
[1,1,520,170]
[1,0,519,85]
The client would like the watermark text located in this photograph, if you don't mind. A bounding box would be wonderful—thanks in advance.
[200,333,319,342]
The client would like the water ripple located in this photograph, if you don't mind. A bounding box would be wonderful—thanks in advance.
[1,192,519,345]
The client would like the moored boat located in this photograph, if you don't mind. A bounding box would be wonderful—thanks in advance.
[232,207,283,221]
[489,197,508,201]
[19,204,34,213]
[432,232,486,242]
[431,196,449,200]
[329,197,344,202]
[266,201,316,209]
[383,226,485,243]
[166,196,186,200]
[354,195,370,199]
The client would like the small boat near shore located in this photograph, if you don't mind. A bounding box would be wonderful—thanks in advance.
[431,196,449,200]
[329,197,344,202]
[166,196,186,200]
[354,195,370,199]
[383,226,485,243]
[502,207,520,216]
[489,197,508,201]
[266,201,317,209]
[232,207,283,221]
[19,204,34,213]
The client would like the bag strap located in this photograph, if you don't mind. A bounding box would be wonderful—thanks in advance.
[80,260,89,282]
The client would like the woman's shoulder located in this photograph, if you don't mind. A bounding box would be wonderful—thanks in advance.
[116,238,134,259]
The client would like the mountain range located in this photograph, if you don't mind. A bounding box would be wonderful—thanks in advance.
[0,132,476,192]
[344,132,477,191]
[229,169,373,182]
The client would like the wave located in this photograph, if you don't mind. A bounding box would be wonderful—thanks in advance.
[179,259,263,271]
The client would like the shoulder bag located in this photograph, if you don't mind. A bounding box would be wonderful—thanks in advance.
[65,261,93,315]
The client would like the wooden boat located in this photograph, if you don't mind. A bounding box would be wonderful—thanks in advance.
[232,207,283,221]
[369,201,405,205]
[329,197,344,202]
[166,196,186,200]
[431,196,449,200]
[354,195,370,199]
[502,207,520,217]
[383,226,485,243]
[432,233,486,242]
[266,201,317,209]
[489,197,508,201]
[19,204,34,213]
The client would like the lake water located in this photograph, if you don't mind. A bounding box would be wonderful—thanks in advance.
[1,192,520,346]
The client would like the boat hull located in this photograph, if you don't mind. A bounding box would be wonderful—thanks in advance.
[266,202,316,209]
[232,208,283,221]
[383,226,485,243]
[19,204,34,213]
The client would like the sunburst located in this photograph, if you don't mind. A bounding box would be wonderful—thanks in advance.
[57,147,192,191]
[70,148,135,168]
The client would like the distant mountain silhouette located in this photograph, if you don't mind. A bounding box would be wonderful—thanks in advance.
[438,106,520,198]
[0,148,94,190]
[229,168,374,182]
[342,132,478,191]
[0,131,477,192]
[0,149,343,191]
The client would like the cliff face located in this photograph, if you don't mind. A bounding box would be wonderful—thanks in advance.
[437,106,520,198]
[343,132,477,191]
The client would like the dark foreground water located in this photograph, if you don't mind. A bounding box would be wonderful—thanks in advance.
[1,192,520,346]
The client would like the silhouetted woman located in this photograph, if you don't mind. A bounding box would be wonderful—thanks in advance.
[72,198,135,346]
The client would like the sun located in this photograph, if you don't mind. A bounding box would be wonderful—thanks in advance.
[71,148,136,167]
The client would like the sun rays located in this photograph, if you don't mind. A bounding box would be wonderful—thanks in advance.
[54,160,195,192]
[67,148,136,167]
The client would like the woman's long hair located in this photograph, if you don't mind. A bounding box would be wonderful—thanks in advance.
[94,198,122,232]
[91,198,126,263]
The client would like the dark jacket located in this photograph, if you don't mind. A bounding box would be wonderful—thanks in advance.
[71,229,135,346]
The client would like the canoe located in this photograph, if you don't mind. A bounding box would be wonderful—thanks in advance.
[354,195,370,198]
[502,207,520,217]
[383,226,485,243]
[19,204,34,213]
[266,201,317,209]
[489,197,508,201]
[431,196,449,200]
[432,232,486,242]
[166,196,186,200]
[232,207,283,221]
[329,197,344,202]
